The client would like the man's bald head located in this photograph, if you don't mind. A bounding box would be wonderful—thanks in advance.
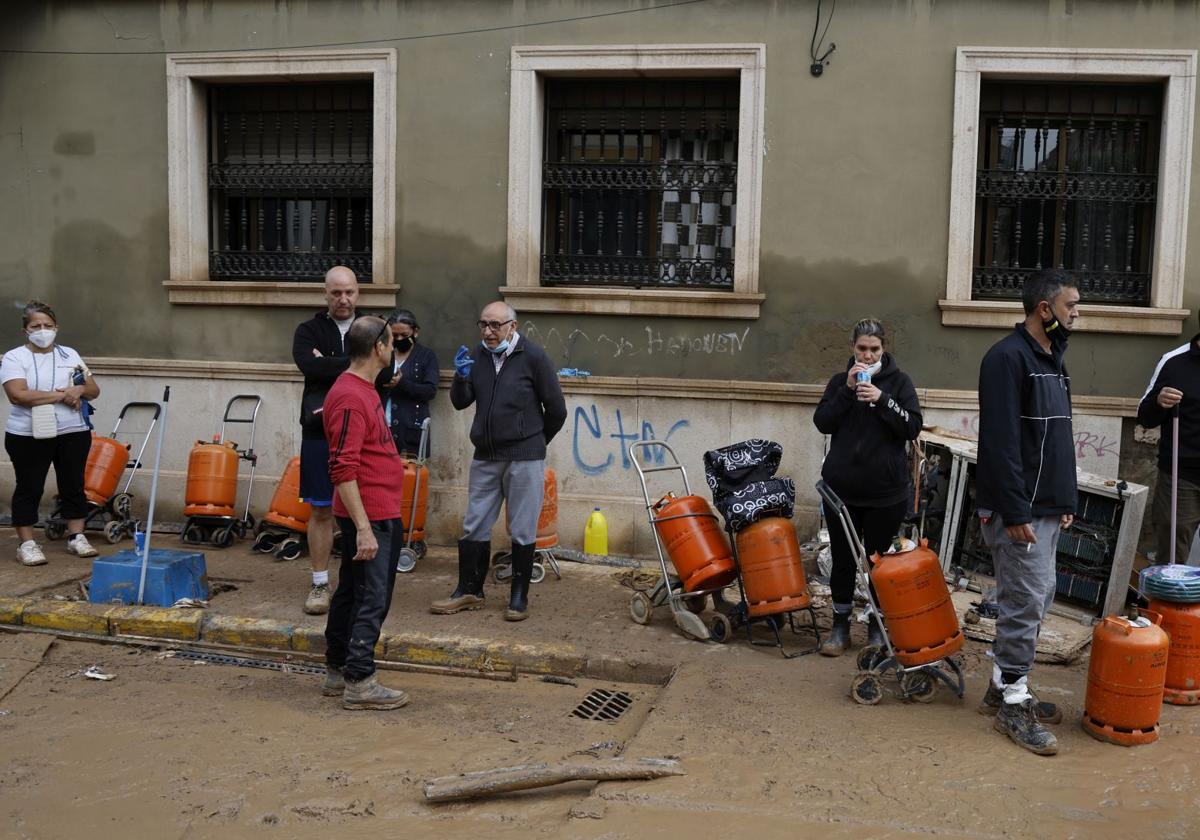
[324,266,359,319]
[480,301,517,323]
[479,301,518,350]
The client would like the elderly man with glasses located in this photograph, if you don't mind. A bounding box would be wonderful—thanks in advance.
[430,301,567,621]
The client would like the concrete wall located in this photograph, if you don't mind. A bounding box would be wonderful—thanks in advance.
[1,0,1196,554]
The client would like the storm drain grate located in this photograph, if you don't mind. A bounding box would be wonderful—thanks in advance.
[173,650,326,676]
[571,689,634,722]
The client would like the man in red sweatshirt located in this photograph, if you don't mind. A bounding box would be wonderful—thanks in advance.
[320,315,410,711]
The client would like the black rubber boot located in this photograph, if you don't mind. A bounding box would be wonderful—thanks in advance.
[430,539,489,614]
[819,612,852,657]
[504,542,535,622]
[867,613,886,649]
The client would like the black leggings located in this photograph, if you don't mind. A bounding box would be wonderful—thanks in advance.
[5,430,91,527]
[826,498,908,611]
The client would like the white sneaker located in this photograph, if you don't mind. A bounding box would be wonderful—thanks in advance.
[17,540,47,566]
[66,533,98,558]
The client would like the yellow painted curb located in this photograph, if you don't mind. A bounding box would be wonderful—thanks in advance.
[0,597,35,625]
[202,615,294,648]
[290,625,327,654]
[22,601,117,635]
[109,606,205,641]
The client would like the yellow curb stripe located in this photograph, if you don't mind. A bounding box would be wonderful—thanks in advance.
[108,606,205,641]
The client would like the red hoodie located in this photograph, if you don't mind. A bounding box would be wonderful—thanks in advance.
[323,371,404,522]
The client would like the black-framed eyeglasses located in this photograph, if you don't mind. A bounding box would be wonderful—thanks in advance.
[477,319,515,332]
[374,317,394,348]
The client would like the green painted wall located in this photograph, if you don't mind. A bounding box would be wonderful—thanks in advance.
[1,0,1198,397]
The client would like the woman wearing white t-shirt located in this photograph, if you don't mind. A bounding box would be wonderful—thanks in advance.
[1,301,101,566]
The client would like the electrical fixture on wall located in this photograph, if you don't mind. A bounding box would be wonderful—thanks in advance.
[809,0,837,77]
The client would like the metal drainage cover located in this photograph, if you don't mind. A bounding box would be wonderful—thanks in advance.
[571,688,634,722]
[174,650,326,676]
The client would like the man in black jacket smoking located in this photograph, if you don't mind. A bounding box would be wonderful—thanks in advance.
[291,266,361,615]
[1137,330,1200,566]
[430,301,566,622]
[975,269,1079,757]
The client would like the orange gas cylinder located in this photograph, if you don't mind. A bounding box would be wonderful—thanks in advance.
[1147,599,1200,705]
[1083,611,1170,746]
[400,458,429,541]
[263,456,311,533]
[735,517,811,617]
[183,439,239,517]
[84,435,129,506]
[535,468,558,549]
[869,539,964,666]
[652,493,737,593]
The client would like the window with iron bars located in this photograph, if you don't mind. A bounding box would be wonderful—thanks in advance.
[208,81,373,282]
[973,81,1161,306]
[540,78,739,289]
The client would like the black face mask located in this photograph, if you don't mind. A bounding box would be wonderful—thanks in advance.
[1042,314,1070,344]
[393,336,415,353]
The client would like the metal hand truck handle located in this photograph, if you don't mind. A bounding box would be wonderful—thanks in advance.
[628,439,691,496]
[111,402,164,496]
[815,480,867,563]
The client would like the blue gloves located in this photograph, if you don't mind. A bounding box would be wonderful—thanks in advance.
[454,345,475,378]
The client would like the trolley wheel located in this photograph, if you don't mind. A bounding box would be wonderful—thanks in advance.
[683,594,707,614]
[44,520,67,541]
[529,562,546,584]
[252,532,281,554]
[492,562,513,584]
[901,670,937,703]
[103,520,125,544]
[213,525,236,548]
[396,547,418,574]
[112,493,133,518]
[274,539,303,562]
[850,672,884,706]
[181,524,204,545]
[706,611,733,643]
[629,591,654,626]
[413,539,427,559]
[856,645,886,672]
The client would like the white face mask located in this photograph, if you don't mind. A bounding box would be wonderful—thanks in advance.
[27,328,56,349]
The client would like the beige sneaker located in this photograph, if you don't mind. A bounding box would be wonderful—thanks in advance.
[342,674,409,711]
[66,533,98,558]
[304,583,331,615]
[17,540,47,566]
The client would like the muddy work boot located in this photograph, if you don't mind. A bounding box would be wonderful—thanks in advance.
[304,582,331,615]
[321,666,345,697]
[430,539,489,614]
[993,681,1059,756]
[978,681,1063,724]
[819,611,852,657]
[342,673,410,711]
[504,542,535,622]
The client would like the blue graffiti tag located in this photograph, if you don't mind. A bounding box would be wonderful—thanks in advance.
[572,404,690,475]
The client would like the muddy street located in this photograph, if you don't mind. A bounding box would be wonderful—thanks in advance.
[2,536,1200,838]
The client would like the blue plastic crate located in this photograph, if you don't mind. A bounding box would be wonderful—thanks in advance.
[89,548,208,607]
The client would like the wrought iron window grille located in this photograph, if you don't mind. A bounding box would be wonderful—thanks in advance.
[540,78,739,290]
[208,81,373,282]
[972,81,1162,306]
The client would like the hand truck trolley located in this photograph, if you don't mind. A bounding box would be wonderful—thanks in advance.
[181,395,262,548]
[45,402,161,544]
[817,479,966,705]
[627,440,736,643]
[396,417,432,573]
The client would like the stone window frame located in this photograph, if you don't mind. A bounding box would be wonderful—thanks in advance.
[941,46,1196,335]
[164,49,399,308]
[503,44,767,320]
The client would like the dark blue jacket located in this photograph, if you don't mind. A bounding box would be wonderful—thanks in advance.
[381,342,440,456]
[976,324,1077,525]
[450,336,566,461]
[1136,334,1200,482]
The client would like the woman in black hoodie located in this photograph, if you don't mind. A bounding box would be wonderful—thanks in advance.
[813,318,923,657]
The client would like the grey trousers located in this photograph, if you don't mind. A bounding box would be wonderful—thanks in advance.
[462,458,546,545]
[981,514,1062,679]
[1151,469,1200,567]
